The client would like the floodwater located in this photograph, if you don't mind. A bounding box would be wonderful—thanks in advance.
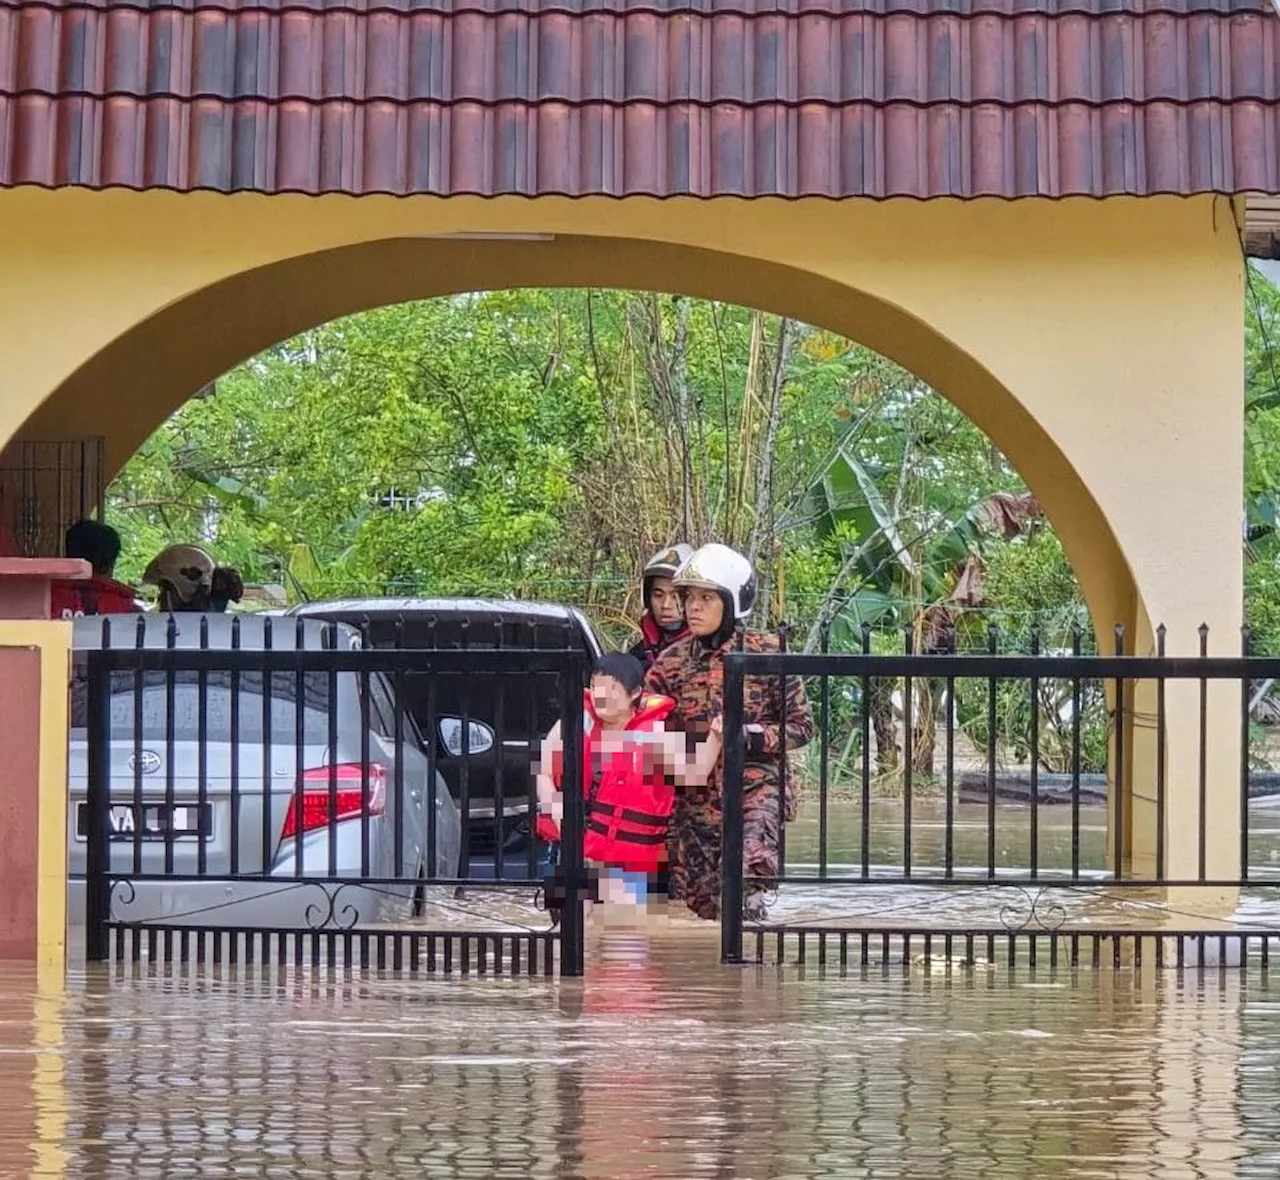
[425,800,1280,934]
[4,933,1280,1179]
[771,799,1280,931]
[12,800,1280,1179]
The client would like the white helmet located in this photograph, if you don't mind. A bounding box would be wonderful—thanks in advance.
[642,543,694,583]
[142,544,215,605]
[673,542,757,621]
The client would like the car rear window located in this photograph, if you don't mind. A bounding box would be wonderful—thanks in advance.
[356,616,589,738]
[69,670,336,744]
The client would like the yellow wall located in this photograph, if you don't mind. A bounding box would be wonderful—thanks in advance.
[0,187,1248,902]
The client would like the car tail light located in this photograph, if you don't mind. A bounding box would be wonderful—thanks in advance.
[282,763,387,839]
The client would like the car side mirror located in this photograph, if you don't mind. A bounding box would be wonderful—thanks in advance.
[438,717,495,756]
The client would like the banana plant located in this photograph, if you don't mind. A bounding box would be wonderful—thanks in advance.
[792,441,1040,653]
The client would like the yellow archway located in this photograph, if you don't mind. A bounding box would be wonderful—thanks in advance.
[15,221,1143,643]
[0,186,1248,907]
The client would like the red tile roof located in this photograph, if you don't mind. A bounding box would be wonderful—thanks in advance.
[1,0,1277,198]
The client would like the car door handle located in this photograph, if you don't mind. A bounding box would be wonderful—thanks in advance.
[410,790,422,802]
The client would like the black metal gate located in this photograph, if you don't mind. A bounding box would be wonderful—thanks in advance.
[77,615,590,977]
[719,635,1280,973]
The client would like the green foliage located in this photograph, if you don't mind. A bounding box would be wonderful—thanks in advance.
[979,529,1089,643]
[108,286,1089,774]
[951,678,1110,775]
[1246,266,1280,656]
[104,270,1280,782]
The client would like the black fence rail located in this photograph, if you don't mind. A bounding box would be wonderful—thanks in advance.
[75,614,590,977]
[99,926,559,978]
[746,928,1280,974]
[720,631,1280,966]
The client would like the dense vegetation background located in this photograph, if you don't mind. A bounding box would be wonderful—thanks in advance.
[105,269,1280,778]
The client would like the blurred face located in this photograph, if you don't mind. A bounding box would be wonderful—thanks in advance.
[683,587,725,637]
[591,674,638,727]
[648,577,684,630]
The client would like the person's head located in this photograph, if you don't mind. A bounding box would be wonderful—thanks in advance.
[673,542,757,641]
[589,652,646,727]
[64,519,122,577]
[641,543,693,632]
[210,566,245,613]
[142,544,215,612]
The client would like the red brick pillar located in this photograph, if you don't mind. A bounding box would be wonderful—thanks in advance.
[0,558,89,621]
[0,558,88,963]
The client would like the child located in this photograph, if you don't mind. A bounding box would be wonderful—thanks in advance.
[536,652,721,916]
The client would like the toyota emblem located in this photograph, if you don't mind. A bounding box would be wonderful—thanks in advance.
[129,750,162,775]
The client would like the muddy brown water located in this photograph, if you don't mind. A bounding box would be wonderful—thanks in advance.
[3,939,1280,1179]
[14,801,1280,1178]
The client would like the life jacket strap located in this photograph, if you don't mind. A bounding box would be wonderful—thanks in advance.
[586,819,667,845]
[586,799,670,828]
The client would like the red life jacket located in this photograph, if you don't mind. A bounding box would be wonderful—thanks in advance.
[628,612,690,671]
[540,690,677,872]
[49,575,140,619]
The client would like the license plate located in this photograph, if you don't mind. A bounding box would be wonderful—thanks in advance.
[75,803,212,840]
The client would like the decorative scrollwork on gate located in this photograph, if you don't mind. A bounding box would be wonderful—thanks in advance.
[302,882,363,931]
[108,878,138,922]
[998,887,1067,934]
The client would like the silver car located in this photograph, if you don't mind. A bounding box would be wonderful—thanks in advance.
[67,614,462,929]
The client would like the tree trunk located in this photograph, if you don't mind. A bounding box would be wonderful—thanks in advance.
[749,320,793,627]
[911,679,936,775]
[729,312,764,549]
[871,679,900,775]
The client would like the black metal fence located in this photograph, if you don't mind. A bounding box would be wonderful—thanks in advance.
[720,626,1280,969]
[75,615,590,977]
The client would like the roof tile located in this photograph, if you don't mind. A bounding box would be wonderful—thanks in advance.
[1,0,1277,198]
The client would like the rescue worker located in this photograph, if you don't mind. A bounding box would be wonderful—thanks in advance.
[50,519,140,618]
[142,544,216,612]
[629,543,694,670]
[645,542,814,922]
[627,544,695,899]
[210,566,246,613]
[535,652,721,918]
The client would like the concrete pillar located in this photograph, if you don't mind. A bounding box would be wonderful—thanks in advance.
[0,560,86,967]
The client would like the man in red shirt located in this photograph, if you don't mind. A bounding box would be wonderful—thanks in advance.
[628,543,694,670]
[50,520,140,618]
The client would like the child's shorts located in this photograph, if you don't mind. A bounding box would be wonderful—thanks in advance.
[597,865,649,907]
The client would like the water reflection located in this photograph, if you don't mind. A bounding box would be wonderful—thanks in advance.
[784,799,1280,879]
[0,935,1273,1178]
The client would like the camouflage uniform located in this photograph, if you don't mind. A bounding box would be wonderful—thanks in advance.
[645,630,814,920]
